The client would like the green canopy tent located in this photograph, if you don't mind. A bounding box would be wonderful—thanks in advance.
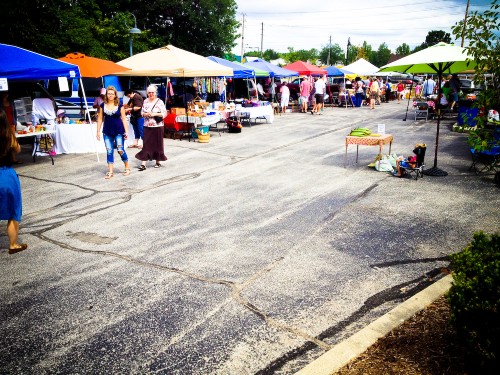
[379,42,477,176]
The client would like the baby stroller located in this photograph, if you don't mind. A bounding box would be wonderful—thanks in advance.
[398,144,427,180]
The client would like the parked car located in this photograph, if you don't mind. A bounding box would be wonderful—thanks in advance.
[55,99,96,119]
[459,78,480,94]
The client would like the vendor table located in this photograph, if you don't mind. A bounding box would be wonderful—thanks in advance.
[16,130,57,165]
[344,134,393,166]
[54,123,105,154]
[175,114,220,127]
[235,105,274,124]
[165,114,220,140]
[163,114,189,132]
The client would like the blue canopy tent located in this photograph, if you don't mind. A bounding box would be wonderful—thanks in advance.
[244,58,298,102]
[0,44,102,161]
[206,56,255,79]
[244,58,298,78]
[325,66,353,77]
[0,43,80,81]
[324,66,355,108]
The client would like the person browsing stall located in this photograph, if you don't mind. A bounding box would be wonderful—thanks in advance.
[280,81,290,113]
[136,85,167,171]
[124,89,144,149]
[96,86,131,179]
[93,88,106,109]
[299,77,311,113]
[369,77,379,110]
[0,110,27,254]
[312,75,326,114]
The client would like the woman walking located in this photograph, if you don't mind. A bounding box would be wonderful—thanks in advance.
[0,110,27,254]
[96,86,131,179]
[136,85,167,171]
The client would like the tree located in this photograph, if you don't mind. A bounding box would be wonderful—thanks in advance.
[371,43,391,67]
[262,49,280,62]
[451,0,500,149]
[283,47,318,64]
[318,43,344,66]
[0,0,239,60]
[346,44,358,64]
[395,43,411,56]
[137,0,239,57]
[357,41,373,61]
[413,30,452,52]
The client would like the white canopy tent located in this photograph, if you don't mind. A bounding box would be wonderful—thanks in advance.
[344,58,379,76]
[116,45,232,77]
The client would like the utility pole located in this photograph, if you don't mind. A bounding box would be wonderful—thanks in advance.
[261,22,264,58]
[327,35,331,66]
[461,0,470,47]
[240,14,245,63]
[346,37,351,65]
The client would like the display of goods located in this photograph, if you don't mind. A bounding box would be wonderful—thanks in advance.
[349,127,372,137]
[171,107,186,115]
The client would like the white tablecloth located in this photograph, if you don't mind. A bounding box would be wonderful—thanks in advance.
[175,114,220,126]
[235,105,274,123]
[54,123,106,154]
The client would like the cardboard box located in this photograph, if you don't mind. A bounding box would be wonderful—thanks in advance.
[171,107,186,115]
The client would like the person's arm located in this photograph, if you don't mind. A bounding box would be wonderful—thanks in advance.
[11,132,21,153]
[120,106,129,136]
[156,100,167,120]
[96,107,103,140]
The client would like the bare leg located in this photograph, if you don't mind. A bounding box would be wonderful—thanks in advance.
[7,220,19,248]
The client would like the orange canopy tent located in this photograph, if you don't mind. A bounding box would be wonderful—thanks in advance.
[282,61,326,76]
[58,52,130,78]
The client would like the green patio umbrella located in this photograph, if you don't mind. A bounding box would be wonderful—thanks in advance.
[379,42,477,176]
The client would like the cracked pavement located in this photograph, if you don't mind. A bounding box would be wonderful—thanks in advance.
[1,101,499,374]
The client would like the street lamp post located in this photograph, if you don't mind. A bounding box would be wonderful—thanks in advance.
[129,13,142,57]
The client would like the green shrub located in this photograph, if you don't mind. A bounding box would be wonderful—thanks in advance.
[447,231,500,372]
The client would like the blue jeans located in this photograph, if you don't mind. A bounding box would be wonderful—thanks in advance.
[130,116,144,140]
[103,134,128,164]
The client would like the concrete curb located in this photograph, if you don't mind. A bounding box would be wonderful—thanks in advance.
[296,274,453,375]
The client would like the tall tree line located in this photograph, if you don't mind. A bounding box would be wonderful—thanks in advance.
[0,0,239,61]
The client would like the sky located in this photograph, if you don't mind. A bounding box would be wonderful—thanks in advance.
[232,0,493,60]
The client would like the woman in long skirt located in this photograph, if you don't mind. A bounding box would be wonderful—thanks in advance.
[136,85,167,170]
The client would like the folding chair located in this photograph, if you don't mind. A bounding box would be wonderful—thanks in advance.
[400,145,427,180]
[414,102,429,121]
[469,146,500,175]
[239,112,251,127]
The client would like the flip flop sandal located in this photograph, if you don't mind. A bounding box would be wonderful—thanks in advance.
[104,172,114,179]
[123,168,131,176]
[9,243,28,254]
[138,165,146,171]
[154,163,161,168]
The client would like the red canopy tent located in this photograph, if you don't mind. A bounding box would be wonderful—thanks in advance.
[282,61,326,76]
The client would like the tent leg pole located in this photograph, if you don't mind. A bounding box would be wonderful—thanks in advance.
[80,77,100,162]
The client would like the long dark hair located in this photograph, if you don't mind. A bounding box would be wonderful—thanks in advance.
[0,110,18,165]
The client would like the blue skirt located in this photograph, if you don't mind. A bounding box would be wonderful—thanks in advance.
[0,166,22,222]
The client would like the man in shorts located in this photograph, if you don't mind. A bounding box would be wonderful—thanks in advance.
[299,77,311,113]
[312,75,326,114]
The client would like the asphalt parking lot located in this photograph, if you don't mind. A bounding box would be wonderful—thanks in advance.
[1,101,499,374]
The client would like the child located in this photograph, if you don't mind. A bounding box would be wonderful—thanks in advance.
[415,82,422,100]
